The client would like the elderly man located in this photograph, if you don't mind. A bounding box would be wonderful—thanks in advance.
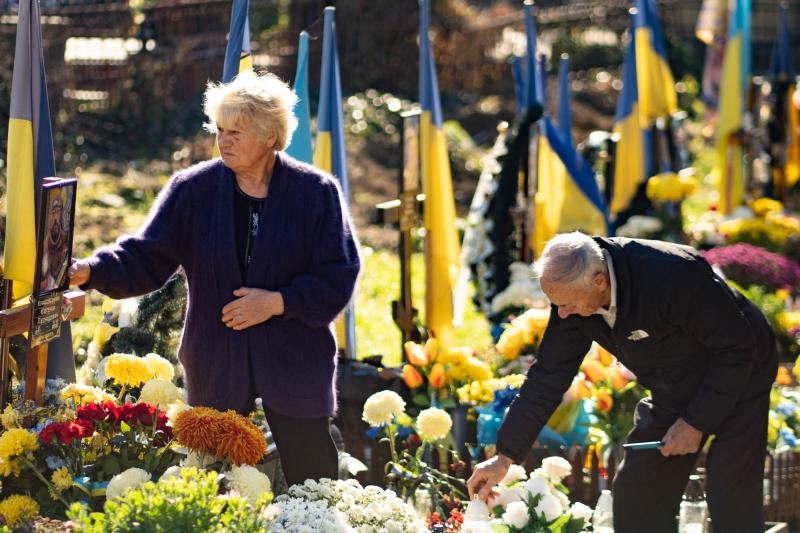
[468,232,777,532]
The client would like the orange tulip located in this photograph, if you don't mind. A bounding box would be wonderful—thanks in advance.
[428,363,447,389]
[402,364,424,389]
[607,365,630,391]
[597,345,615,367]
[424,338,439,363]
[581,359,605,384]
[404,341,429,366]
[775,366,792,386]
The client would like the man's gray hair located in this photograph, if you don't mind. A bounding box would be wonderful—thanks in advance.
[533,231,606,286]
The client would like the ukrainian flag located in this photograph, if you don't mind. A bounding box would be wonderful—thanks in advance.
[222,0,252,83]
[633,0,677,126]
[533,118,608,257]
[610,27,653,221]
[5,0,74,380]
[419,0,460,348]
[714,0,750,214]
[556,54,573,150]
[313,7,356,359]
[285,31,313,163]
[523,0,539,111]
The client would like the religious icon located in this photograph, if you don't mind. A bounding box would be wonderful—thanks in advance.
[34,178,77,296]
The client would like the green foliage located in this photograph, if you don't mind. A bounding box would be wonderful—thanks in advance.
[131,273,187,362]
[66,469,272,533]
[727,281,786,333]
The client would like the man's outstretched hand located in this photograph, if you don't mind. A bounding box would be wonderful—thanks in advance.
[467,453,514,502]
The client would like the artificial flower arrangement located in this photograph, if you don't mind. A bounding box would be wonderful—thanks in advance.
[401,338,493,410]
[488,263,548,321]
[484,457,593,533]
[362,390,467,529]
[768,385,800,453]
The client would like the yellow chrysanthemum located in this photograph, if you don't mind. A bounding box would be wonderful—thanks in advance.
[362,390,406,427]
[751,197,783,218]
[1,405,19,429]
[60,383,114,406]
[139,379,184,407]
[105,353,151,388]
[415,407,452,443]
[143,353,175,381]
[93,322,120,352]
[0,428,39,477]
[52,466,73,491]
[0,494,39,528]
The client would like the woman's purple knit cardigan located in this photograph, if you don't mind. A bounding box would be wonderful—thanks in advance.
[84,153,361,417]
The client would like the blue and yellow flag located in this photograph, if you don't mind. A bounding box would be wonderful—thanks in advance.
[313,7,356,358]
[222,0,252,83]
[714,0,750,214]
[523,0,539,111]
[556,54,573,150]
[5,0,74,380]
[419,0,460,348]
[633,0,677,126]
[610,26,653,221]
[533,118,608,257]
[285,31,313,163]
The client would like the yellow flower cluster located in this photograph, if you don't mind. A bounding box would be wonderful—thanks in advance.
[645,171,698,203]
[1,405,19,429]
[0,428,39,477]
[51,466,73,492]
[105,352,175,388]
[456,374,526,406]
[0,494,39,528]
[172,407,266,466]
[60,383,114,406]
[495,307,551,360]
[719,214,800,252]
[415,407,452,443]
[751,197,784,218]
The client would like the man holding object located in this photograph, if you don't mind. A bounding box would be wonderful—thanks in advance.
[467,232,777,532]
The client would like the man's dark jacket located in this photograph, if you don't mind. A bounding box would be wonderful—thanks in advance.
[497,237,777,462]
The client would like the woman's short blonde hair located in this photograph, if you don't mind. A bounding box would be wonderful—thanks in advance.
[203,70,298,151]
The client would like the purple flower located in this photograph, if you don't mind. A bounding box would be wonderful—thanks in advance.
[702,244,800,294]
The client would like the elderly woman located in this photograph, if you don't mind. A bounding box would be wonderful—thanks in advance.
[69,71,361,485]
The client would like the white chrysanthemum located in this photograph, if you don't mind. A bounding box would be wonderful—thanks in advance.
[525,474,550,497]
[502,501,529,528]
[60,383,114,406]
[494,486,525,507]
[415,407,452,442]
[143,353,174,381]
[534,493,563,522]
[569,501,593,521]
[166,400,191,426]
[117,298,139,328]
[227,465,272,503]
[106,468,150,500]
[159,465,184,480]
[362,390,406,427]
[182,450,216,469]
[541,456,571,482]
[500,463,527,485]
[139,379,185,407]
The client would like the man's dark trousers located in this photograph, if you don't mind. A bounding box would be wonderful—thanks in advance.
[612,392,770,533]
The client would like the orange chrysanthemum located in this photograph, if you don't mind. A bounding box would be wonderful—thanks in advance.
[214,411,266,466]
[172,407,226,455]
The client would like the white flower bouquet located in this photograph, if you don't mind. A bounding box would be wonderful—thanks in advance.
[487,458,593,533]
